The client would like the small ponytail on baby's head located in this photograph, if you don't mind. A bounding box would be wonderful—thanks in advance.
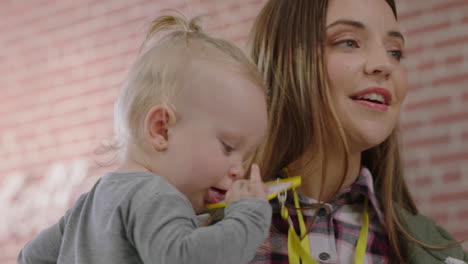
[146,13,203,40]
[139,12,207,54]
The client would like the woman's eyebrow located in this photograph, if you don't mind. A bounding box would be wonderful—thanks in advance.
[326,19,405,44]
[326,19,365,30]
[389,30,405,45]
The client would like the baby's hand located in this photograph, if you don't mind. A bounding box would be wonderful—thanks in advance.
[225,164,268,204]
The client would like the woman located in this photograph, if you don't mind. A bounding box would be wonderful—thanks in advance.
[247,0,467,263]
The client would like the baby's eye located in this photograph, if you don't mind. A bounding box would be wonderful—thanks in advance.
[221,141,234,154]
[388,49,405,61]
[336,39,359,48]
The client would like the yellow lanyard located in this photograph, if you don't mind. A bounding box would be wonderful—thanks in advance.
[280,171,369,264]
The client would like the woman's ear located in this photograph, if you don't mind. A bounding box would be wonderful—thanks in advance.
[145,104,177,152]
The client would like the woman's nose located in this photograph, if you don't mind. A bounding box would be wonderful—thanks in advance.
[364,46,393,79]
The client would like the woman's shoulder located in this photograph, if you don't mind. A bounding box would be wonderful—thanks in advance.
[397,207,467,263]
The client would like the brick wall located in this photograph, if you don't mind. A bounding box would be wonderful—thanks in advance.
[1,0,467,262]
[398,0,468,246]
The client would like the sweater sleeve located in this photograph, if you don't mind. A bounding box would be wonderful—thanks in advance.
[128,193,272,264]
[17,214,66,264]
[17,193,87,264]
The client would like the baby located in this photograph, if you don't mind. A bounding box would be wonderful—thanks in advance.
[18,14,271,264]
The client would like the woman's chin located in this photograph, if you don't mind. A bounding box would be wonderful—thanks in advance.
[347,124,395,153]
[349,134,390,154]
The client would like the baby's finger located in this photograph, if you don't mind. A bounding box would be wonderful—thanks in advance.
[229,179,244,192]
[249,164,262,184]
[249,164,268,199]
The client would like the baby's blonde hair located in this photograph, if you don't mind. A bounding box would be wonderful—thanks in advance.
[113,13,263,152]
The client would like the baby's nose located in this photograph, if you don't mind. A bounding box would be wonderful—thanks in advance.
[228,166,245,180]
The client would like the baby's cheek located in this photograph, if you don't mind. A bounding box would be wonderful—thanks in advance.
[190,148,223,175]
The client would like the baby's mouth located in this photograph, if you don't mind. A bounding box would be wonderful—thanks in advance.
[207,187,227,204]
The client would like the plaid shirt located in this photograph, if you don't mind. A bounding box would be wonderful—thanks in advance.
[250,167,389,264]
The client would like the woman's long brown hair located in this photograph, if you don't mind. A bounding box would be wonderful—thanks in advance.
[247,0,461,263]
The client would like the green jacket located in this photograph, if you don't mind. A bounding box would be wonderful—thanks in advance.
[401,210,467,263]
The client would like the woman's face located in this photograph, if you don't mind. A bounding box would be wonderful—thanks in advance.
[325,0,407,153]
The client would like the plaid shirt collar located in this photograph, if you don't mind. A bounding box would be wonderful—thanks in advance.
[271,167,386,239]
[282,166,385,226]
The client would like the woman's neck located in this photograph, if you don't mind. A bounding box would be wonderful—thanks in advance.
[288,149,361,201]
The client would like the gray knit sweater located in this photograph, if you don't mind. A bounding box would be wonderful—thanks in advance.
[17,172,272,264]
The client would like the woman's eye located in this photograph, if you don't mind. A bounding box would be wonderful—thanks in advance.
[388,49,405,61]
[222,142,234,154]
[336,39,358,48]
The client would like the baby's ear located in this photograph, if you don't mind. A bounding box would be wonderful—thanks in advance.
[145,104,176,151]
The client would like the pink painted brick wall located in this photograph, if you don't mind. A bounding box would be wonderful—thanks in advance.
[398,0,468,247]
[1,0,466,262]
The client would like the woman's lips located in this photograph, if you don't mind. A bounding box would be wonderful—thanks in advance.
[352,98,389,111]
[351,88,392,103]
[350,87,391,111]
